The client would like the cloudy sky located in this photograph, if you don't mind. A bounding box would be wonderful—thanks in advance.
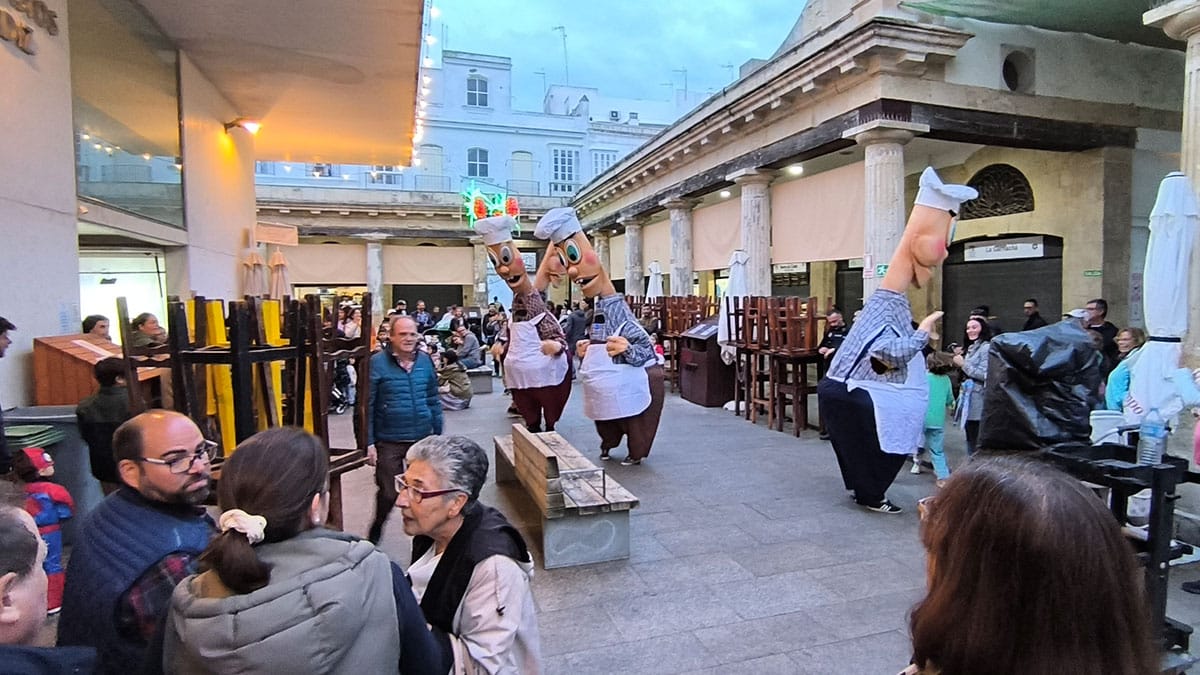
[429,0,805,110]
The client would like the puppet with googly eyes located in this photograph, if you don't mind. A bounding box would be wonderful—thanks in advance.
[817,168,976,513]
[533,207,664,466]
[476,215,572,432]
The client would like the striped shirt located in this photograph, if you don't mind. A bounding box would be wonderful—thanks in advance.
[827,289,928,384]
[592,294,657,367]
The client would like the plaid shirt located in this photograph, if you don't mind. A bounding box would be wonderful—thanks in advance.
[827,289,928,384]
[117,552,199,641]
[507,291,567,349]
[592,294,656,367]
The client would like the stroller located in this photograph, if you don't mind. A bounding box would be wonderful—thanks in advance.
[329,358,354,415]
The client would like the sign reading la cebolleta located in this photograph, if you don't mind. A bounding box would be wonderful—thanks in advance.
[1,0,59,56]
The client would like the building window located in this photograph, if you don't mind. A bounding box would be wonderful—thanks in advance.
[370,164,401,185]
[551,148,580,195]
[467,148,489,178]
[254,161,276,176]
[309,163,334,178]
[467,75,489,107]
[591,150,617,175]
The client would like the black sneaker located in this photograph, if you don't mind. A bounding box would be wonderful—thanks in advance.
[1182,580,1200,595]
[864,500,903,515]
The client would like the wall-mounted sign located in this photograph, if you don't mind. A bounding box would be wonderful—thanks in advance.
[255,222,299,246]
[964,236,1044,262]
[1,0,58,56]
[772,262,807,274]
[1083,269,1103,278]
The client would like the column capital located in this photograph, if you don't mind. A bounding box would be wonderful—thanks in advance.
[726,168,776,186]
[842,119,929,146]
[659,196,699,211]
[1145,0,1200,41]
[617,214,645,229]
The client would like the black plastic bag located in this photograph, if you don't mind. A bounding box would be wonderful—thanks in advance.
[978,320,1102,451]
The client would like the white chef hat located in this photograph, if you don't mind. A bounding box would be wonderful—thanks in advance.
[534,207,582,243]
[475,215,518,246]
[915,167,978,213]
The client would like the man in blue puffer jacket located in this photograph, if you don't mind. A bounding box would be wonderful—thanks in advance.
[367,316,444,543]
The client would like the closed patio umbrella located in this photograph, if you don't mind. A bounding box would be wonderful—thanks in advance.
[717,249,749,365]
[241,250,267,297]
[1127,172,1199,423]
[645,259,664,300]
[268,248,291,300]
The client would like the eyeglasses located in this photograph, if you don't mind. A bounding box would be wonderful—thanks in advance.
[137,440,218,474]
[394,476,466,503]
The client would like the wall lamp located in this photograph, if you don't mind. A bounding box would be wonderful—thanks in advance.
[224,117,262,135]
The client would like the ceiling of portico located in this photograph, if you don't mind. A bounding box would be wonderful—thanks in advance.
[900,0,1180,50]
[134,0,424,165]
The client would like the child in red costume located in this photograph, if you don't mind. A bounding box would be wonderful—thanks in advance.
[13,447,74,614]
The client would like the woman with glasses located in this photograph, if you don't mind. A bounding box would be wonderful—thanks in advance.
[398,435,541,674]
[904,456,1157,675]
[164,427,446,674]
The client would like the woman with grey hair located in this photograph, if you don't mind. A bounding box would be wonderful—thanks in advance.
[398,435,541,674]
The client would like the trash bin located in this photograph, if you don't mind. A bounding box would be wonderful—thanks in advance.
[7,406,105,545]
[679,317,735,407]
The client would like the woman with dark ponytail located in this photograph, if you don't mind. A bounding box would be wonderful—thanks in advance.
[162,427,447,674]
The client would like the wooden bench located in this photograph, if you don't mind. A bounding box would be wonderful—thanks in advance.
[494,424,639,568]
[466,365,494,394]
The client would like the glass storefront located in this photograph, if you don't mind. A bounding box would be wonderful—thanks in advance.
[79,250,169,343]
[70,0,183,227]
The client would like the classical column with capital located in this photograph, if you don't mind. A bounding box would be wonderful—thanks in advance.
[1147,1,1200,373]
[621,217,644,297]
[594,231,611,274]
[662,198,697,296]
[471,239,489,307]
[728,169,775,296]
[843,120,928,297]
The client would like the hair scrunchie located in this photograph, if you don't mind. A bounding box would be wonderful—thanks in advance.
[219,509,268,545]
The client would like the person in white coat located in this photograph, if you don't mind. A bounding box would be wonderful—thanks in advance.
[398,435,541,675]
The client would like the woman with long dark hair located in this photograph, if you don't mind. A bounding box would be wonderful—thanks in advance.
[952,316,991,455]
[905,456,1157,675]
[163,427,445,674]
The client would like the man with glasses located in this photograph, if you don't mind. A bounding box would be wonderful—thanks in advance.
[58,410,215,674]
[1022,298,1048,331]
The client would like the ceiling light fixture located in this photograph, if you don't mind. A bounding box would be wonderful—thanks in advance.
[786,164,804,176]
[719,190,732,199]
[223,117,262,135]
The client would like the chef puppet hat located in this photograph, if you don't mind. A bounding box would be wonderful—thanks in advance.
[534,207,583,243]
[475,215,518,246]
[914,167,978,214]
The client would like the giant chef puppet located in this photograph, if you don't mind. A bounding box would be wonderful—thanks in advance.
[476,214,573,432]
[816,168,976,514]
[534,207,664,465]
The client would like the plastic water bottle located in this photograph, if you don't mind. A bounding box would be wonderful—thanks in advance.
[589,312,606,344]
[1137,408,1168,465]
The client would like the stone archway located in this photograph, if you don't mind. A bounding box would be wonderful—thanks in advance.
[960,164,1035,220]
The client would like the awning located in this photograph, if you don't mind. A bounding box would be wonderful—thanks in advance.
[609,234,627,281]
[383,245,474,285]
[642,220,671,273]
[287,244,367,285]
[693,199,742,271]
[771,162,865,264]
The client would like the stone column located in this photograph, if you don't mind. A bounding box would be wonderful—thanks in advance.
[842,120,929,297]
[620,216,644,297]
[661,198,697,296]
[471,239,489,307]
[1147,1,1200,372]
[364,239,385,323]
[593,232,611,275]
[728,169,775,297]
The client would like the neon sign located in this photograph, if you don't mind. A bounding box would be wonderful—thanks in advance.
[461,182,519,228]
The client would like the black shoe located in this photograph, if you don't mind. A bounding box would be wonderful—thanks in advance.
[1183,580,1200,595]
[819,432,831,440]
[863,500,903,515]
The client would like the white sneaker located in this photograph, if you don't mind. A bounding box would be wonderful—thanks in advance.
[910,456,921,474]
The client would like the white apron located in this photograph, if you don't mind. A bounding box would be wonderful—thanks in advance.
[847,352,929,455]
[503,312,569,389]
[578,322,652,421]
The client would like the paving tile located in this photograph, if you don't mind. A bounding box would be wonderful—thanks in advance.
[628,533,676,563]
[600,583,744,642]
[682,653,800,674]
[807,557,926,602]
[803,589,924,641]
[654,524,758,557]
[536,603,626,657]
[544,632,721,675]
[532,559,650,613]
[631,552,754,591]
[787,629,913,675]
[722,569,845,620]
[691,610,841,665]
[735,539,850,577]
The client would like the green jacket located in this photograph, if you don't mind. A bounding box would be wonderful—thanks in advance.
[439,363,473,401]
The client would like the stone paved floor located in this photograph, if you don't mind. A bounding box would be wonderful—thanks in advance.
[333,377,1200,675]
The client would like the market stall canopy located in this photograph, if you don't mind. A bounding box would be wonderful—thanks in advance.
[137,0,425,165]
[900,0,1180,50]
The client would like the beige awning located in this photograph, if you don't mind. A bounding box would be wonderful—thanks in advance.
[771,162,865,264]
[609,234,626,280]
[287,244,367,284]
[383,245,474,285]
[693,199,742,271]
[642,219,671,273]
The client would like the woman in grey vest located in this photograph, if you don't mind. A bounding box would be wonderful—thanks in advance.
[163,428,446,674]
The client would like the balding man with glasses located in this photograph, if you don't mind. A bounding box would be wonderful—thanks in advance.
[58,410,215,675]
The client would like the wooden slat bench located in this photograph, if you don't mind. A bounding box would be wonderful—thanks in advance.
[494,424,639,568]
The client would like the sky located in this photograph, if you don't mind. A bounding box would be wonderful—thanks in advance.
[428,0,805,111]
